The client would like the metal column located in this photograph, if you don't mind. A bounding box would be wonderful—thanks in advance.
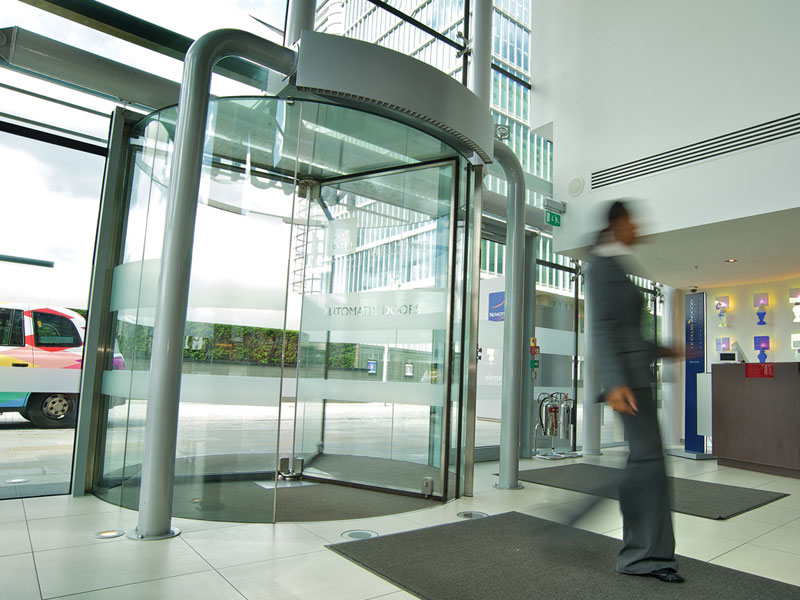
[494,140,525,490]
[462,164,484,497]
[519,232,537,458]
[285,0,317,46]
[73,107,134,495]
[662,286,684,445]
[470,0,493,107]
[581,264,602,455]
[130,30,296,540]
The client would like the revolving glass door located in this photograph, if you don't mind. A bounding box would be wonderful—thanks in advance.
[93,96,473,522]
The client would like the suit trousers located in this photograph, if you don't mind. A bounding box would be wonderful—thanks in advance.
[616,387,677,574]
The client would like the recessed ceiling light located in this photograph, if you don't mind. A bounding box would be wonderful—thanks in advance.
[726,258,737,263]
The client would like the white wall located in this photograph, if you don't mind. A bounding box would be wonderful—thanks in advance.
[532,0,800,253]
[704,276,800,364]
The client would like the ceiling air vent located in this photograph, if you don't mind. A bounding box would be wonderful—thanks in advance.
[591,112,800,189]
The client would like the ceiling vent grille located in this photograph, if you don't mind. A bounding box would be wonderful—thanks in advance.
[591,112,800,189]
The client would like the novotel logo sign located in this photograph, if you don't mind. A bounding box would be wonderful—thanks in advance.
[488,291,505,322]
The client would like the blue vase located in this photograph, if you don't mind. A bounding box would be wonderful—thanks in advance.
[756,306,767,325]
[757,349,768,363]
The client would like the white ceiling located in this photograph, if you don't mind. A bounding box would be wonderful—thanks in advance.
[565,206,800,290]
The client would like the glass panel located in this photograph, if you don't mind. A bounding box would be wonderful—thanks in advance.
[93,96,469,519]
[0,132,103,498]
[533,285,578,454]
[475,271,504,447]
[292,161,458,497]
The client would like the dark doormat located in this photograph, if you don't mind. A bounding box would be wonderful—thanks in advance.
[517,463,788,519]
[329,511,799,600]
[110,478,437,522]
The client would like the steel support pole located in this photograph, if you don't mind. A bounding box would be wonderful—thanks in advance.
[494,140,525,489]
[131,30,296,540]
[582,264,602,455]
[662,286,683,445]
[519,232,536,458]
[285,0,317,46]
[470,0,493,107]
[462,164,483,497]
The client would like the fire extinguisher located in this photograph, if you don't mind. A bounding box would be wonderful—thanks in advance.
[540,394,560,437]
[558,394,573,442]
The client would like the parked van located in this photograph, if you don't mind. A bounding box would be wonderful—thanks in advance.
[0,304,122,428]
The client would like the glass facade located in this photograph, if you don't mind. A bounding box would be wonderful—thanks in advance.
[0,131,104,499]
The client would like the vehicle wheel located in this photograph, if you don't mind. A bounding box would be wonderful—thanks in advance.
[27,393,77,429]
[18,409,31,421]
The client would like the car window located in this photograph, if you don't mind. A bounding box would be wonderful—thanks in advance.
[33,311,81,348]
[0,308,24,347]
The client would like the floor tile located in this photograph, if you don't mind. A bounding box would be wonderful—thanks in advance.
[220,549,399,600]
[755,476,800,495]
[52,570,244,600]
[23,495,119,521]
[749,525,800,555]
[0,499,26,524]
[367,592,418,600]
[523,502,623,534]
[181,523,327,569]
[26,510,137,552]
[296,514,421,544]
[0,552,40,600]
[711,543,800,586]
[35,537,210,598]
[0,520,32,557]
[686,468,782,488]
[734,502,800,526]
[672,512,780,543]
[673,529,743,562]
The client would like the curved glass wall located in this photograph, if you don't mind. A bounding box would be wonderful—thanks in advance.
[92,97,474,522]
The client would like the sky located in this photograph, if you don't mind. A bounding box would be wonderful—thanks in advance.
[0,0,294,314]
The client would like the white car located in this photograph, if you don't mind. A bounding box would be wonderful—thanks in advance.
[0,304,124,428]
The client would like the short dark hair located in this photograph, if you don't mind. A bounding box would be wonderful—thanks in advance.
[606,200,630,226]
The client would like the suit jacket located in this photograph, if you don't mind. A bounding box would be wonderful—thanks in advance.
[587,252,658,392]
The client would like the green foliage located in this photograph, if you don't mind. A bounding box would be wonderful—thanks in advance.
[327,343,357,369]
[116,321,300,366]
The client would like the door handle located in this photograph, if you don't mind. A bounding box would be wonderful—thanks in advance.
[11,363,29,367]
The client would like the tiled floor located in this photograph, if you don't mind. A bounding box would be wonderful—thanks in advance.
[1,448,798,599]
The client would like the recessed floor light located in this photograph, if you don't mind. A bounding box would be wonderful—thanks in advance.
[4,478,29,484]
[726,258,738,263]
[341,529,378,540]
[93,529,125,539]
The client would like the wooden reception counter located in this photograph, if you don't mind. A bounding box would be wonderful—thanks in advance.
[712,362,800,478]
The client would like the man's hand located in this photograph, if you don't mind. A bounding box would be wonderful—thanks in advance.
[605,385,638,415]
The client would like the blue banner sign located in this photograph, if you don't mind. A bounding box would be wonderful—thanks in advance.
[685,292,706,453]
[488,291,505,322]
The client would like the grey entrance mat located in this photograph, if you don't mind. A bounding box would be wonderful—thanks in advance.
[329,511,800,600]
[517,463,788,519]
[109,479,437,522]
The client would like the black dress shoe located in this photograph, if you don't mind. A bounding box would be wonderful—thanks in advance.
[647,568,684,583]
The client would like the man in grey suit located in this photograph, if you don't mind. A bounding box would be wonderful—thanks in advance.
[586,200,684,584]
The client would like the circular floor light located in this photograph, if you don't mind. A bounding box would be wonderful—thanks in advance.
[341,529,379,540]
[457,511,489,519]
[93,529,126,539]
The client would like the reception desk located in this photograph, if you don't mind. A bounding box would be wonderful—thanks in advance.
[711,362,800,479]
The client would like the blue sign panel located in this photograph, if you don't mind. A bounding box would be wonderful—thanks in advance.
[488,291,505,322]
[685,292,706,453]
[366,360,377,374]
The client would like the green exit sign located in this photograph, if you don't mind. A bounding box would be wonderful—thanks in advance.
[530,359,540,368]
[546,211,561,227]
